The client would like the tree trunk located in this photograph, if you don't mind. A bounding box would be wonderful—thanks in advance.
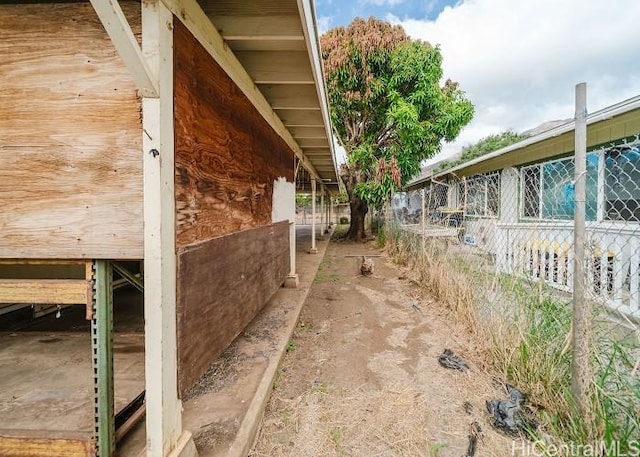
[347,194,368,241]
[341,163,368,241]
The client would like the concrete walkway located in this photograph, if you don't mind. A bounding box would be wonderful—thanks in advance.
[179,225,330,457]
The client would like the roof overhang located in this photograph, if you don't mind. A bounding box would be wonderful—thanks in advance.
[407,95,640,190]
[197,0,339,192]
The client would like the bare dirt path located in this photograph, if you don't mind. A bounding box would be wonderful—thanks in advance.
[251,237,517,457]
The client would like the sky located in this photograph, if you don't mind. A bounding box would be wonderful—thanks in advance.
[315,0,640,165]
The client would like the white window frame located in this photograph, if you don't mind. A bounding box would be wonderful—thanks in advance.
[519,151,606,222]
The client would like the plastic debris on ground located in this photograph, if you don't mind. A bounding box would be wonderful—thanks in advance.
[486,384,537,436]
[437,348,470,371]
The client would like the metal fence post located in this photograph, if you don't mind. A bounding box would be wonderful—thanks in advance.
[571,82,591,418]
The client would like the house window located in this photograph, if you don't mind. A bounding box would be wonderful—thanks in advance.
[521,154,598,220]
[521,166,541,218]
[459,173,500,217]
[604,145,640,221]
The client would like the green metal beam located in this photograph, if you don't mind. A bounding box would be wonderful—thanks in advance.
[92,260,114,457]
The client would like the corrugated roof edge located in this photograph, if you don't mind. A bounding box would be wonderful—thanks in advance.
[407,94,640,189]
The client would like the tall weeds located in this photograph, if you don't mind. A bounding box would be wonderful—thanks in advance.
[386,221,640,453]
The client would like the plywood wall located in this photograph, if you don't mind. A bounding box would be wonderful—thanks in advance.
[173,20,295,248]
[176,221,289,396]
[173,20,295,395]
[0,2,143,259]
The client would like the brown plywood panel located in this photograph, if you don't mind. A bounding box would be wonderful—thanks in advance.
[176,222,289,395]
[173,20,295,247]
[0,3,143,259]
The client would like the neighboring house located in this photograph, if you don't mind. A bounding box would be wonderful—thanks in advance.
[407,95,640,319]
[0,0,337,456]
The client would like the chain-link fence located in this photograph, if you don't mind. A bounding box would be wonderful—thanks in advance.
[386,137,640,451]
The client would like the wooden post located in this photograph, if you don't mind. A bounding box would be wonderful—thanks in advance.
[571,82,591,420]
[320,188,325,234]
[330,195,334,226]
[310,178,317,253]
[141,3,194,456]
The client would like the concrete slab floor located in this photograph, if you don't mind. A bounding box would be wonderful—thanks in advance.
[117,225,331,457]
[0,286,145,452]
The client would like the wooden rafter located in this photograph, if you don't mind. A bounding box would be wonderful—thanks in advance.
[89,0,159,97]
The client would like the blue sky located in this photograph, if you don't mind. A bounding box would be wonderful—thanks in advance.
[316,0,458,30]
[314,0,640,165]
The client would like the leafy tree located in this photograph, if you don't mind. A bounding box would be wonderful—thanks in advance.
[435,130,529,172]
[321,17,473,240]
[295,193,312,208]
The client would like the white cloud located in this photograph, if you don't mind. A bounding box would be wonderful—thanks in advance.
[317,15,334,34]
[361,0,405,6]
[389,0,640,162]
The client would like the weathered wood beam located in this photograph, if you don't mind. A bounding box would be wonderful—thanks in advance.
[160,0,323,181]
[0,431,94,457]
[89,0,159,97]
[0,279,88,305]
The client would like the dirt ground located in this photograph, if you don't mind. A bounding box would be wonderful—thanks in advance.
[250,236,519,457]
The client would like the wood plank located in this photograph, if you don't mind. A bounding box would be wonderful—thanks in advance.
[235,51,314,84]
[0,3,143,259]
[227,39,307,52]
[176,222,290,396]
[258,84,321,110]
[0,279,88,305]
[210,15,303,39]
[276,108,325,127]
[288,126,328,139]
[174,20,295,247]
[0,431,94,457]
[198,0,299,16]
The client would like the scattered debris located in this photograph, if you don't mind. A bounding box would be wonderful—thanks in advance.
[360,257,374,276]
[486,384,536,436]
[411,302,421,312]
[463,401,473,414]
[464,421,484,457]
[470,421,484,440]
[438,349,470,371]
[464,433,477,457]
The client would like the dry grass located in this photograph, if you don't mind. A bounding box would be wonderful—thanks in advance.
[252,384,446,457]
[386,231,476,334]
[385,223,640,452]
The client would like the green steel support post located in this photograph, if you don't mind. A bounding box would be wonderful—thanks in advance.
[92,260,114,457]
